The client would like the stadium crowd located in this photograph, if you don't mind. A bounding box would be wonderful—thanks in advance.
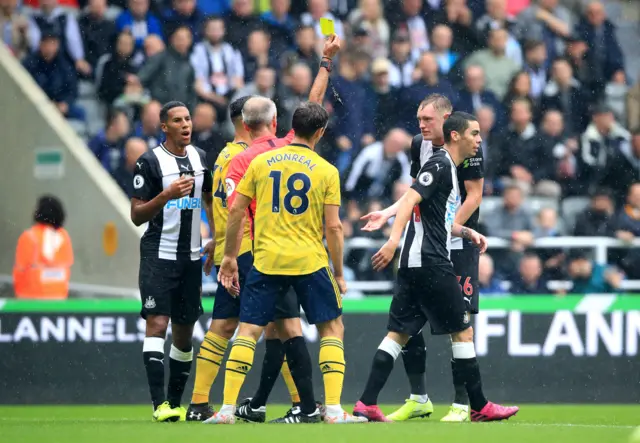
[3,0,639,292]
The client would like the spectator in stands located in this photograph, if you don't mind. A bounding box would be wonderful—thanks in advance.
[615,182,640,244]
[88,108,130,173]
[23,31,84,120]
[478,253,506,295]
[162,0,204,42]
[192,102,226,169]
[95,30,138,105]
[232,65,276,101]
[331,51,369,171]
[281,25,320,74]
[1,0,39,59]
[457,64,504,125]
[260,0,295,57]
[430,0,483,58]
[579,104,631,200]
[539,110,580,195]
[567,250,624,293]
[429,24,458,76]
[534,206,566,278]
[598,129,640,205]
[564,33,595,97]
[137,26,197,111]
[32,0,92,76]
[132,100,162,149]
[464,27,520,100]
[275,63,312,133]
[494,98,560,196]
[387,0,430,62]
[539,58,589,137]
[514,0,574,63]
[78,0,116,69]
[573,187,615,236]
[113,137,147,197]
[575,1,625,98]
[485,184,535,248]
[368,58,399,140]
[243,28,279,82]
[115,0,161,53]
[196,0,231,16]
[225,0,264,55]
[398,51,457,131]
[475,0,523,67]
[348,0,390,59]
[511,253,548,294]
[143,33,164,58]
[191,16,244,121]
[476,105,499,193]
[301,0,345,40]
[502,70,534,112]
[344,128,412,206]
[604,70,628,124]
[626,75,640,131]
[386,29,414,88]
[13,195,73,300]
[522,39,548,99]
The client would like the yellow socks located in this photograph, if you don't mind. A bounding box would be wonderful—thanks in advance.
[281,357,301,404]
[319,337,345,406]
[223,336,256,406]
[191,331,228,404]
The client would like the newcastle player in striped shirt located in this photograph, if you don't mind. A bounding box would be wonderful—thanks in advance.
[353,112,519,423]
[130,101,214,422]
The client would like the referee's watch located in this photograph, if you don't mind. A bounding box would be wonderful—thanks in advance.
[320,57,332,73]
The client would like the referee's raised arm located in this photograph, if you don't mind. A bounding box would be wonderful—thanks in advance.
[307,34,341,104]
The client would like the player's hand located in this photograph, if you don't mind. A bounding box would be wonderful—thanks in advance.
[335,275,347,296]
[166,176,194,199]
[372,239,398,272]
[469,230,488,254]
[322,33,341,59]
[201,240,216,276]
[218,255,240,297]
[360,210,390,232]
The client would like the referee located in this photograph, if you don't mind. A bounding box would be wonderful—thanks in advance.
[130,101,214,422]
[353,112,519,423]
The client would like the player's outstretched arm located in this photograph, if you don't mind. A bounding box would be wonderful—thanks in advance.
[361,198,402,232]
[223,193,250,260]
[308,34,341,104]
[324,204,346,294]
[371,189,422,271]
[452,224,488,253]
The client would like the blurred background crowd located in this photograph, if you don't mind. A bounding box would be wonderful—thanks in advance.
[4,0,640,295]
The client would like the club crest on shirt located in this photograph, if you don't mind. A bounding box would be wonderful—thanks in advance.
[225,178,235,196]
[418,171,433,186]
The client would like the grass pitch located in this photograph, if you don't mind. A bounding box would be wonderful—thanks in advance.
[1,404,638,443]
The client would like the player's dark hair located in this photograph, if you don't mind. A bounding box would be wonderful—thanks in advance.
[33,195,65,229]
[291,102,329,139]
[160,101,187,123]
[443,111,477,143]
[229,96,254,123]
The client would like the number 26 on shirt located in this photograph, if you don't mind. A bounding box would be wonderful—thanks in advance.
[269,171,310,215]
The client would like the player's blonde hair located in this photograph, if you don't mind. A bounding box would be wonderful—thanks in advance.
[419,94,453,115]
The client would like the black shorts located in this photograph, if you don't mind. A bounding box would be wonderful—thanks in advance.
[388,264,472,337]
[139,256,203,324]
[211,252,254,320]
[451,243,480,314]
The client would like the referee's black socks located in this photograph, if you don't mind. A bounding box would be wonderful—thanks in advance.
[143,337,166,410]
[451,341,487,411]
[250,339,285,409]
[360,337,402,405]
[167,344,194,409]
[402,333,428,397]
[283,336,316,414]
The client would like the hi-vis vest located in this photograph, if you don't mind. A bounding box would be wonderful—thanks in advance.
[13,224,74,299]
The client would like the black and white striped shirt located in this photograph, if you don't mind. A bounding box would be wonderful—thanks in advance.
[132,144,212,261]
[399,149,460,268]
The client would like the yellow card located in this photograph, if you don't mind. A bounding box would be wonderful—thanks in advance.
[319,18,335,36]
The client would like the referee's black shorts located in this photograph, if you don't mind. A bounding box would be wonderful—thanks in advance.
[139,255,203,324]
[450,242,480,314]
[388,263,472,337]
